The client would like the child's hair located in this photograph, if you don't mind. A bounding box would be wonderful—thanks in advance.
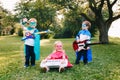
[29,18,37,22]
[82,20,91,28]
[54,41,63,47]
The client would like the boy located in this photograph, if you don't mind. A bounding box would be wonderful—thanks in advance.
[21,18,40,67]
[75,20,91,65]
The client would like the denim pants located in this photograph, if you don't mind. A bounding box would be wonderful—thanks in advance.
[25,45,35,66]
[75,50,88,64]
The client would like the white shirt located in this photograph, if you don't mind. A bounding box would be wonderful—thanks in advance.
[23,27,35,46]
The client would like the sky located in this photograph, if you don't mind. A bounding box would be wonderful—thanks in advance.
[0,0,20,13]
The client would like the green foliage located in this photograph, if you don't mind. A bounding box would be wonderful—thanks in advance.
[0,36,120,80]
[48,0,98,38]
[15,0,56,31]
[0,5,16,35]
[0,6,8,28]
[18,28,23,36]
[63,10,82,38]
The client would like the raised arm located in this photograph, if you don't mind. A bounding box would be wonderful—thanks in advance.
[35,31,48,34]
[35,29,53,35]
[20,18,28,30]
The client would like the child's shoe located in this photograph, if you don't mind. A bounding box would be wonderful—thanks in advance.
[31,64,35,67]
[24,65,29,68]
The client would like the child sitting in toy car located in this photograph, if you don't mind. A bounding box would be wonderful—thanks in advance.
[40,41,73,72]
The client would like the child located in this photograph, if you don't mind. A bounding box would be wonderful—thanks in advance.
[21,18,40,67]
[75,20,91,65]
[40,41,73,72]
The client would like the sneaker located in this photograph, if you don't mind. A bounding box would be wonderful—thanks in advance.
[24,65,29,68]
[59,67,64,73]
[31,64,35,67]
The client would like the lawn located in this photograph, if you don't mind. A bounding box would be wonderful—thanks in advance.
[0,36,120,80]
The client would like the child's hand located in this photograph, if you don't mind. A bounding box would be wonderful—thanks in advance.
[87,47,90,50]
[43,59,47,63]
[61,59,65,64]
[78,47,85,51]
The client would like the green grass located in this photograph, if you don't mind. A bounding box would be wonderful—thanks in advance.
[0,36,120,80]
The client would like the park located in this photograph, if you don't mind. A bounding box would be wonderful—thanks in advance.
[0,0,120,80]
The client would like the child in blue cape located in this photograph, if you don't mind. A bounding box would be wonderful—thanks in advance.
[75,20,92,65]
[21,18,51,68]
[21,18,40,67]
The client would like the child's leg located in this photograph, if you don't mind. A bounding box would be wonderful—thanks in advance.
[59,59,68,72]
[29,46,35,66]
[75,51,82,64]
[40,60,49,72]
[25,45,30,67]
[83,50,88,65]
[40,60,46,68]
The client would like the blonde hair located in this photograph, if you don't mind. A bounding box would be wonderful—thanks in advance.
[54,41,63,47]
[53,41,65,53]
[29,18,37,22]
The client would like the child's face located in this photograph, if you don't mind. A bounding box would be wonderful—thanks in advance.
[29,21,37,28]
[55,43,63,51]
[29,18,37,28]
[82,23,88,30]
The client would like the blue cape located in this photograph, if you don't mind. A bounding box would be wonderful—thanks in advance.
[76,30,91,40]
[77,30,91,36]
[34,33,40,60]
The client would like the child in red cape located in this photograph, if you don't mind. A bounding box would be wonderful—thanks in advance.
[40,41,73,72]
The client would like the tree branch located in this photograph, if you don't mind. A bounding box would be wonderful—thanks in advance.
[106,14,120,23]
[111,15,120,21]
[88,0,97,13]
[106,0,113,19]
[80,13,92,22]
[111,0,118,7]
[98,0,104,11]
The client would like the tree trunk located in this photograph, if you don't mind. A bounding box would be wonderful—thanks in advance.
[97,21,109,44]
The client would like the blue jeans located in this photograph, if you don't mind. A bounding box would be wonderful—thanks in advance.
[25,45,35,66]
[75,50,88,65]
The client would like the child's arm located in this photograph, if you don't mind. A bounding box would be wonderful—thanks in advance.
[62,50,66,59]
[35,31,48,34]
[35,29,53,35]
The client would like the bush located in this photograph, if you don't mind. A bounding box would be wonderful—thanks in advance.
[18,28,23,36]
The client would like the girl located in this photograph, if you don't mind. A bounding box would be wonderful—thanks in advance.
[40,41,73,72]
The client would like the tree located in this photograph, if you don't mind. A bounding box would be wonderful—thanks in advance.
[48,0,97,38]
[0,4,11,35]
[81,0,120,43]
[48,0,120,43]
